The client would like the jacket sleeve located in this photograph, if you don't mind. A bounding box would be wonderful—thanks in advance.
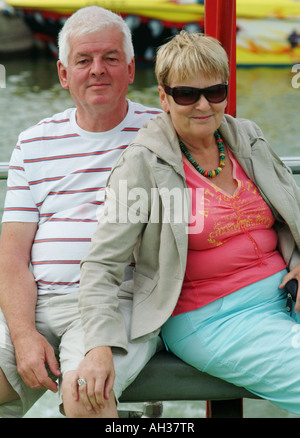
[78,146,154,354]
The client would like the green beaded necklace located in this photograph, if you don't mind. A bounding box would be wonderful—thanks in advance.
[179,130,226,178]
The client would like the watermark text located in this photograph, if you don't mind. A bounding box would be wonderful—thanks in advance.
[96,181,205,234]
[291,64,300,88]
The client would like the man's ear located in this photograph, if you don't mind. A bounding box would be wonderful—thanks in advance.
[127,58,135,85]
[57,60,69,90]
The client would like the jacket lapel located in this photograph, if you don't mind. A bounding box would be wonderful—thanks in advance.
[152,161,189,275]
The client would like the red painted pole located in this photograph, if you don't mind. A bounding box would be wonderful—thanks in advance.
[205,0,239,418]
[204,0,236,117]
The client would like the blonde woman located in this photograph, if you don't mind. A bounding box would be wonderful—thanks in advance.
[76,31,300,415]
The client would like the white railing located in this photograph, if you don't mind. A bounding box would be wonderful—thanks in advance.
[1,157,300,179]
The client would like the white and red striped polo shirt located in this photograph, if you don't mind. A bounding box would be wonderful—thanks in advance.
[2,100,161,295]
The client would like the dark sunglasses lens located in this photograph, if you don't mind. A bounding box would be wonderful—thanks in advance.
[205,85,227,103]
[173,88,199,105]
[166,84,228,105]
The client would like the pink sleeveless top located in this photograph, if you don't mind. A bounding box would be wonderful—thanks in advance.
[173,150,286,316]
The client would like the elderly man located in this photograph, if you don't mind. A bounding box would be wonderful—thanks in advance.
[0,6,161,418]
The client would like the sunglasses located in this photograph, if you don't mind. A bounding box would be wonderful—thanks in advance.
[164,83,228,105]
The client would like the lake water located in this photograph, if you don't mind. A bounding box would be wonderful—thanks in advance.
[0,54,300,418]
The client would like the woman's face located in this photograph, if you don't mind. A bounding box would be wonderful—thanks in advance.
[159,73,227,147]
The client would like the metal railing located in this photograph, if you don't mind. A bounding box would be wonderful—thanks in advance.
[281,157,300,174]
[1,157,300,179]
[0,163,10,179]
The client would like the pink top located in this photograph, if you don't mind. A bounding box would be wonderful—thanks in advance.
[173,149,286,316]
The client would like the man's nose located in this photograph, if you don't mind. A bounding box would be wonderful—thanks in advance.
[90,58,106,76]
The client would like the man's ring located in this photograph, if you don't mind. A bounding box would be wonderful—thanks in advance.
[77,378,87,387]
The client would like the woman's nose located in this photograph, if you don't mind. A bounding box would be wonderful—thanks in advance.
[194,94,211,110]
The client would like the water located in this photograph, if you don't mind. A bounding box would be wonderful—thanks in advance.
[1,57,299,161]
[1,55,300,418]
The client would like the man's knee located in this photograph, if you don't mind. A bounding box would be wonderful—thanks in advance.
[0,367,19,405]
[61,371,118,418]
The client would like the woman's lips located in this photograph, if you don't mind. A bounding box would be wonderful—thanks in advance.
[192,114,212,121]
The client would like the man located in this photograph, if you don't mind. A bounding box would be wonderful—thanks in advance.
[0,6,161,418]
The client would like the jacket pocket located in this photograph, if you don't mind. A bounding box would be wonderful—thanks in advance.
[132,271,157,304]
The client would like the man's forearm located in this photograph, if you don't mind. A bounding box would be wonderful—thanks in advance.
[0,222,38,342]
[0,258,38,342]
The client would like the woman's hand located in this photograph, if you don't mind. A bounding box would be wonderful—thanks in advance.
[279,264,300,313]
[71,346,115,413]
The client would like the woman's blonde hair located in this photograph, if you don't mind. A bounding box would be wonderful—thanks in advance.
[155,30,229,86]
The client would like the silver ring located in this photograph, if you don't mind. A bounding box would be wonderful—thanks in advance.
[77,378,87,387]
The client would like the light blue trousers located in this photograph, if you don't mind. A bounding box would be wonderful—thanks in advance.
[161,269,300,414]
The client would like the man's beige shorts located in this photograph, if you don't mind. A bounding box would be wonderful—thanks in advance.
[0,291,160,417]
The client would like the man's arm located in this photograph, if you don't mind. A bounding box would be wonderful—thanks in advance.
[0,222,61,392]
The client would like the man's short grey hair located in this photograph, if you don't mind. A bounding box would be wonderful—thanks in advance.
[58,6,134,66]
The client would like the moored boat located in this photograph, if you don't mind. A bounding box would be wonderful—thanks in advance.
[4,0,300,66]
[0,5,34,56]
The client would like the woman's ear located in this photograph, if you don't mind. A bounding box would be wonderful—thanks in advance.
[158,85,170,113]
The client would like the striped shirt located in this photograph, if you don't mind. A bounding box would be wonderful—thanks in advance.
[2,101,161,295]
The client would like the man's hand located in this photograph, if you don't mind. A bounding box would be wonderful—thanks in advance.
[71,346,115,413]
[13,329,61,392]
[0,222,60,392]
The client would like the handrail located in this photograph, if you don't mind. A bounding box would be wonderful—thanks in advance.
[281,157,300,174]
[0,163,9,179]
[1,157,300,179]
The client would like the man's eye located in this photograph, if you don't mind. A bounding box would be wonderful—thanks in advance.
[106,57,118,63]
[76,59,89,65]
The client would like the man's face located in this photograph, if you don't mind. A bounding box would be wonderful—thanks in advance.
[57,27,135,117]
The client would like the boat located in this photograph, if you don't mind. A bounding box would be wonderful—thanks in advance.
[0,5,34,56]
[4,0,300,66]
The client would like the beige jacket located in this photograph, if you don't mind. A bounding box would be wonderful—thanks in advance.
[79,112,300,353]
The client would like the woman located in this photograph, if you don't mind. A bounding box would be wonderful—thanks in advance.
[77,31,300,415]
